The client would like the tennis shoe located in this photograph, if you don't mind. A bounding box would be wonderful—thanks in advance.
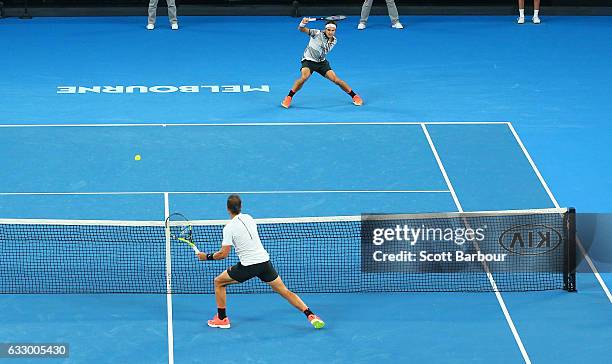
[171,23,179,30]
[352,95,363,106]
[308,314,325,329]
[392,22,404,29]
[146,23,155,30]
[281,96,292,109]
[207,314,231,329]
[517,16,525,24]
[357,23,366,30]
[532,16,541,24]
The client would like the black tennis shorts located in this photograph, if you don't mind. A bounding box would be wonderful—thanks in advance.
[301,59,332,77]
[227,261,279,283]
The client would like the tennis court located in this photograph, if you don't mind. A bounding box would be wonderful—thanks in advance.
[1,14,611,363]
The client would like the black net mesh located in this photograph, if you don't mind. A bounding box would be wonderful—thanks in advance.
[0,208,576,294]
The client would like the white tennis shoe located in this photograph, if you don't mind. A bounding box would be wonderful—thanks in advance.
[146,23,154,30]
[171,23,179,30]
[392,22,404,29]
[357,23,366,30]
[532,16,541,24]
[517,16,525,24]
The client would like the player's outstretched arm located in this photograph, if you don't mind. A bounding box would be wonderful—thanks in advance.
[298,17,311,33]
[198,245,232,261]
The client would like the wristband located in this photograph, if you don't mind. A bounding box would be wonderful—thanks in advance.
[299,22,306,28]
[206,253,215,261]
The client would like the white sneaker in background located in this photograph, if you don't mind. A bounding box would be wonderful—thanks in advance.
[146,23,154,30]
[532,16,541,24]
[171,23,179,30]
[392,22,403,29]
[357,23,366,30]
[517,17,525,24]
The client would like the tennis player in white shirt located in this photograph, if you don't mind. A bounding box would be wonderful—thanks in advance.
[198,194,325,330]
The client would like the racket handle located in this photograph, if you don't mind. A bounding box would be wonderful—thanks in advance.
[192,246,201,255]
[307,18,316,21]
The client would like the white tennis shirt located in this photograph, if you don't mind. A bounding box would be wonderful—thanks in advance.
[302,29,337,62]
[222,213,270,266]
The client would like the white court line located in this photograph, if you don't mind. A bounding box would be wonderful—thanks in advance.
[0,121,509,128]
[507,122,612,303]
[420,125,462,210]
[164,193,175,364]
[577,236,612,303]
[0,190,450,196]
[421,123,532,364]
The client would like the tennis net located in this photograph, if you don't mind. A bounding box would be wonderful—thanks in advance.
[0,208,576,294]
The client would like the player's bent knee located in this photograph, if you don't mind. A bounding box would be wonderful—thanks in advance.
[214,276,225,287]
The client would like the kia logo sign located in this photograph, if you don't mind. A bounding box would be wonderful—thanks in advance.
[499,224,563,255]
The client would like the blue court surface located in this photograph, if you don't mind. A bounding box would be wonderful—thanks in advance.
[1,15,611,363]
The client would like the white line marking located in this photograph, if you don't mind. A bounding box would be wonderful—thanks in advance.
[0,190,449,196]
[576,236,612,303]
[0,209,567,227]
[484,275,532,364]
[507,122,612,302]
[0,121,509,128]
[0,218,165,226]
[0,191,167,196]
[164,193,175,364]
[421,124,463,211]
[506,122,559,207]
[422,123,532,364]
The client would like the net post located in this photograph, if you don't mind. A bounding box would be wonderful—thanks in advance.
[564,208,577,292]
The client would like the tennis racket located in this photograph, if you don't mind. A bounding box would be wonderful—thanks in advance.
[307,15,347,22]
[165,213,201,255]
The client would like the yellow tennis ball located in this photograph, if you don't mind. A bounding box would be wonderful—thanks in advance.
[134,154,141,161]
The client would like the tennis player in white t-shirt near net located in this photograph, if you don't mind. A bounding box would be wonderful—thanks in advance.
[197,194,325,330]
